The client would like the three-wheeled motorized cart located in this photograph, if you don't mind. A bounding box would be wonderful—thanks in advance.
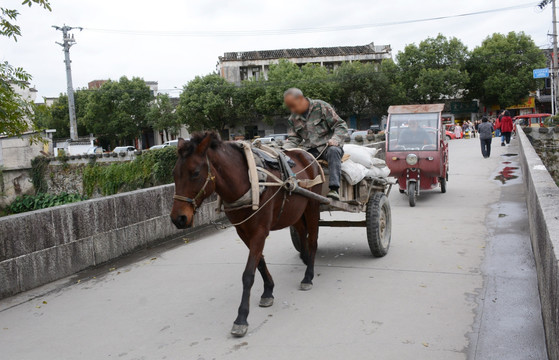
[385,104,449,207]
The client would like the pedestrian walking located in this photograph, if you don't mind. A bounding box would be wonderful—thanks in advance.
[494,114,501,138]
[454,124,462,139]
[478,117,493,158]
[500,110,514,146]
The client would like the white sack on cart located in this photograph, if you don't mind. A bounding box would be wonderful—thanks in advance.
[366,166,391,179]
[343,144,379,168]
[341,159,368,185]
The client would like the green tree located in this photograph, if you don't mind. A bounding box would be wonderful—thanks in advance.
[177,74,239,133]
[252,59,334,120]
[467,31,547,107]
[330,60,405,126]
[147,93,181,141]
[36,91,90,138]
[0,0,51,137]
[396,34,470,103]
[83,77,152,148]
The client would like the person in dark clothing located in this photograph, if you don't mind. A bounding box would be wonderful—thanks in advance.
[478,117,494,158]
[500,110,514,146]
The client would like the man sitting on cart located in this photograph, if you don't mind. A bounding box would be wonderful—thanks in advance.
[398,119,433,149]
[282,88,349,201]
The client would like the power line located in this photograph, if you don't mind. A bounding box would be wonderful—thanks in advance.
[83,2,539,37]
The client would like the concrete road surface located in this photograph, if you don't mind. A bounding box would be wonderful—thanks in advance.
[0,137,547,360]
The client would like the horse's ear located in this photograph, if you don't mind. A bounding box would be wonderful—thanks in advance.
[177,137,187,148]
[196,133,212,154]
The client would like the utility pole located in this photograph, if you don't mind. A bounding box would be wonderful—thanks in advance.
[53,25,83,141]
[552,0,558,115]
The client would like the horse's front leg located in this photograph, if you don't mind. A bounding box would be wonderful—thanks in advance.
[231,236,266,337]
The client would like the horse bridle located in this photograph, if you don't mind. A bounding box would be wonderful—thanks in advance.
[173,155,215,212]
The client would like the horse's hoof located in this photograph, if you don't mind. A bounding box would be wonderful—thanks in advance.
[300,282,313,291]
[259,297,274,307]
[231,323,248,337]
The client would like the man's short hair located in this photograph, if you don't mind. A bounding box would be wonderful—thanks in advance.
[283,88,304,99]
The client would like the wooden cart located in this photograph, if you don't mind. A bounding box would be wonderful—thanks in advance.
[290,172,394,257]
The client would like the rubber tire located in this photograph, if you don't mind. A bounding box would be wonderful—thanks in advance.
[408,182,417,207]
[445,135,451,141]
[366,192,391,257]
[440,177,447,193]
[290,226,302,253]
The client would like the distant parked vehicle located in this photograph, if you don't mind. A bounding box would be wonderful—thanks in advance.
[149,144,166,150]
[350,130,369,141]
[112,146,135,154]
[369,124,381,134]
[86,146,104,154]
[163,140,179,147]
[271,133,288,142]
[252,137,274,145]
[252,134,288,146]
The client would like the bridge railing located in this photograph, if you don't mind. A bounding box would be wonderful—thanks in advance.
[518,126,559,360]
[0,184,222,300]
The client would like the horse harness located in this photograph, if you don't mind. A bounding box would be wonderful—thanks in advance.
[173,142,324,226]
[173,155,215,212]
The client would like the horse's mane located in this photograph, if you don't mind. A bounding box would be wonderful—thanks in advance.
[178,131,222,158]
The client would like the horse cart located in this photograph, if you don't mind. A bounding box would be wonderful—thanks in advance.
[289,162,394,258]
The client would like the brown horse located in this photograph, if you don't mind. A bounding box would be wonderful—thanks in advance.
[170,132,323,337]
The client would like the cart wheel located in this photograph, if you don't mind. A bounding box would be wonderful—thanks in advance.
[289,226,302,253]
[366,192,391,257]
[408,182,416,207]
[399,189,405,194]
[439,177,447,193]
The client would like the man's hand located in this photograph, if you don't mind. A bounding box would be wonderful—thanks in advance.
[327,138,339,147]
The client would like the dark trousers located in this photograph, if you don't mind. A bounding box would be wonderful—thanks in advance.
[501,132,512,144]
[309,146,343,190]
[481,138,492,158]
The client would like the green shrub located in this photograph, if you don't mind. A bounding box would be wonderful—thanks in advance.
[31,156,49,193]
[83,146,177,197]
[7,192,87,214]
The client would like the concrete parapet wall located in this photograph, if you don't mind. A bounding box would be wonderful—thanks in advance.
[518,127,559,360]
[0,184,221,300]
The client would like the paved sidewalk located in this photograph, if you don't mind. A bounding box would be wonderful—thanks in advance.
[0,137,546,360]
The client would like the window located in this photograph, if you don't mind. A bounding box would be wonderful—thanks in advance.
[388,113,439,151]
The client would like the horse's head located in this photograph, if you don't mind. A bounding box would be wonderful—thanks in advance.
[170,132,220,229]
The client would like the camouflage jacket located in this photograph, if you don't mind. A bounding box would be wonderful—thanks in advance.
[283,98,349,151]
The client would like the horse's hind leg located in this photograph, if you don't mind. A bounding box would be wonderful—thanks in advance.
[300,200,320,291]
[257,257,274,307]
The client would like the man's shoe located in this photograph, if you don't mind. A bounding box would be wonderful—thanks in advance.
[327,190,340,200]
[501,143,505,146]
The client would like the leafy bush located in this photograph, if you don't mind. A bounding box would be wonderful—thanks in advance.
[7,192,87,214]
[31,156,49,193]
[83,146,177,197]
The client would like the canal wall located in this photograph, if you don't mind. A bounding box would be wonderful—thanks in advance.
[518,127,559,360]
[0,184,222,300]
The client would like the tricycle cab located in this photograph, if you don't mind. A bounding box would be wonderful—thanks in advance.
[385,104,448,206]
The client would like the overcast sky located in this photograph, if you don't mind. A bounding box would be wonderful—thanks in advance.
[0,0,552,99]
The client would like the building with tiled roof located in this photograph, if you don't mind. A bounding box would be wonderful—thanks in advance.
[218,42,391,84]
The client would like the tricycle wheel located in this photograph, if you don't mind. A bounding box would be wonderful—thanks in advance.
[439,177,447,193]
[289,226,302,253]
[408,182,416,207]
[366,192,391,257]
